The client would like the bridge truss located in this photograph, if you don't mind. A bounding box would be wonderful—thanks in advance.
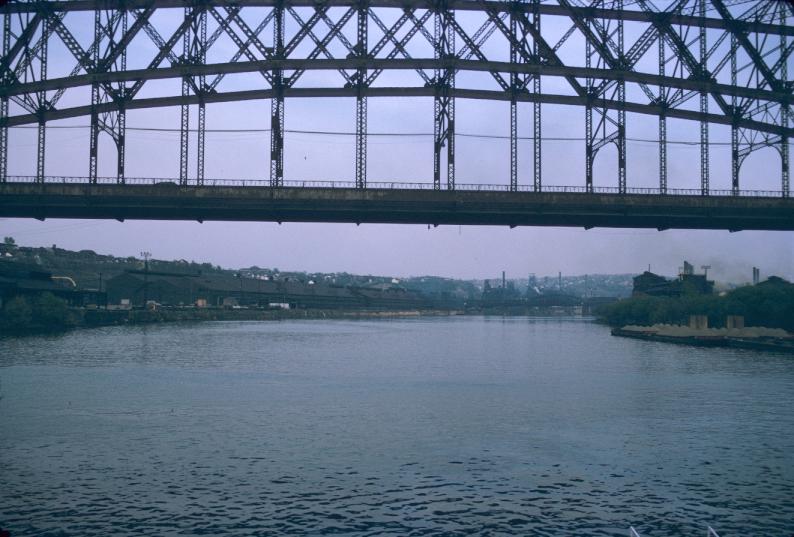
[0,0,792,196]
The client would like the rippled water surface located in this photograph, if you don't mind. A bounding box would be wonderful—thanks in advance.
[1,317,793,536]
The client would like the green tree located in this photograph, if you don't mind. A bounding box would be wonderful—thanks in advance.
[598,277,794,331]
[3,236,15,246]
[1,296,33,331]
[31,292,71,328]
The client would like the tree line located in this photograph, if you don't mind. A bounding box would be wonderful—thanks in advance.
[596,277,794,332]
[0,293,76,334]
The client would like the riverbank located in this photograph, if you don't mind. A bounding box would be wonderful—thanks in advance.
[84,307,464,326]
[1,307,464,337]
[611,325,794,353]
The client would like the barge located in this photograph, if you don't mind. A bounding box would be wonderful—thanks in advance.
[611,324,794,353]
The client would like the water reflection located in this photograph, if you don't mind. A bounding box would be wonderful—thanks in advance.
[1,317,793,536]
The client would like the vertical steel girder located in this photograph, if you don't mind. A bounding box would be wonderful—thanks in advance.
[509,10,518,193]
[117,11,128,183]
[117,103,126,183]
[87,8,130,184]
[179,7,191,185]
[532,0,541,193]
[36,17,49,183]
[699,0,709,196]
[507,0,541,193]
[355,1,368,189]
[0,12,9,183]
[722,2,790,197]
[782,8,789,198]
[197,9,207,186]
[583,2,626,194]
[177,6,207,185]
[89,10,100,184]
[433,1,455,191]
[271,1,285,187]
[616,3,626,195]
[658,35,666,194]
[585,30,593,193]
[730,34,739,196]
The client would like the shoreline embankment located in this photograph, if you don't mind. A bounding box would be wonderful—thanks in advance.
[1,307,465,337]
[83,307,463,326]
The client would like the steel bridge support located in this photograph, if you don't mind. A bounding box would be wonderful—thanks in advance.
[699,0,709,196]
[509,9,518,193]
[658,35,667,194]
[89,10,100,184]
[271,1,285,187]
[730,33,739,196]
[177,6,207,185]
[582,0,625,194]
[433,1,454,191]
[509,0,541,193]
[115,11,129,184]
[780,102,791,198]
[179,7,191,185]
[616,6,626,195]
[87,8,130,184]
[780,8,789,199]
[355,0,368,189]
[36,17,49,184]
[197,8,207,186]
[532,0,541,193]
[0,12,9,183]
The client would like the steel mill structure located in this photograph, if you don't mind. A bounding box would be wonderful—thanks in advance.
[0,0,792,230]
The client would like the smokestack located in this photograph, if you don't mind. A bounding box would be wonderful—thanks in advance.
[558,271,562,292]
[502,271,506,289]
[753,267,760,285]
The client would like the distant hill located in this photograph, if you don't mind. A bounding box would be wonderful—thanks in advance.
[0,239,632,300]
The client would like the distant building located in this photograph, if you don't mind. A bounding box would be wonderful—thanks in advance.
[0,260,105,306]
[632,271,671,296]
[632,261,714,297]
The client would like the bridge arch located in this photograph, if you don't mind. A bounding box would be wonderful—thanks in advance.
[0,0,791,196]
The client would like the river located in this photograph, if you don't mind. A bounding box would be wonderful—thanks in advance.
[1,317,793,536]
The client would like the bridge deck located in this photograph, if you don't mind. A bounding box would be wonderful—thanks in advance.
[1,183,793,231]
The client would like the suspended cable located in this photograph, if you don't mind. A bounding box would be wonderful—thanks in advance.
[8,124,765,146]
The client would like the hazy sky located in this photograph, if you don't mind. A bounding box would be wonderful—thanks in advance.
[2,6,792,283]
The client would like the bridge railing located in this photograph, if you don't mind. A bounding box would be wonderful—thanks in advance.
[1,175,786,198]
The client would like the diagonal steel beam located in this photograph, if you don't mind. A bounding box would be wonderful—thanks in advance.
[286,6,354,85]
[710,0,782,93]
[127,9,200,99]
[450,11,509,91]
[514,9,586,98]
[0,13,42,78]
[208,7,274,85]
[636,0,732,118]
[367,9,432,85]
[288,7,356,87]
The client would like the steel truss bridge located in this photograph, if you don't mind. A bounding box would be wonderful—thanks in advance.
[0,0,793,230]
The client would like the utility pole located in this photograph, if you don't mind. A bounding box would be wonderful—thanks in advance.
[141,251,151,307]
